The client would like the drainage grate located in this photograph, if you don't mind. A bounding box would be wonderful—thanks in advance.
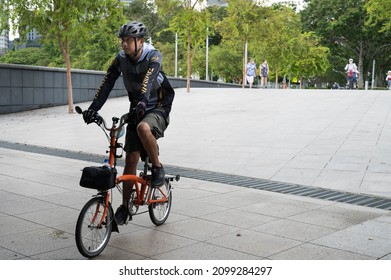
[1,140,391,211]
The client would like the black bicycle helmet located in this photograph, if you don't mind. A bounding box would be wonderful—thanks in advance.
[118,21,148,38]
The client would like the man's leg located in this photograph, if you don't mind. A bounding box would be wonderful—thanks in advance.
[137,122,165,187]
[122,151,140,206]
[115,151,139,225]
[137,122,160,166]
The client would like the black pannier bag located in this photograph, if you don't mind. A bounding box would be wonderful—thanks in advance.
[79,166,117,190]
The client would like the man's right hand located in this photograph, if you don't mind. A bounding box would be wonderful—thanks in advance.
[82,109,98,124]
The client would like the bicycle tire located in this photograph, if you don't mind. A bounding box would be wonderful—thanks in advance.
[75,196,113,258]
[148,180,172,226]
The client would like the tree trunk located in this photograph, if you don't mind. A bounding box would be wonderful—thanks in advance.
[358,40,364,88]
[275,64,279,89]
[57,32,74,113]
[65,52,74,113]
[242,42,246,88]
[186,29,191,93]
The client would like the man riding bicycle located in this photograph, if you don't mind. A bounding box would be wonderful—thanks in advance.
[82,21,175,225]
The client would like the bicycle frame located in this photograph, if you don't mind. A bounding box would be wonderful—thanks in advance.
[90,192,111,227]
[78,106,169,211]
[75,106,177,258]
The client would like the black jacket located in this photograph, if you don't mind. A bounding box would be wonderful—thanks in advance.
[89,43,174,118]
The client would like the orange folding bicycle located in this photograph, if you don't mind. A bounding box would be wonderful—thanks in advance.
[74,106,179,258]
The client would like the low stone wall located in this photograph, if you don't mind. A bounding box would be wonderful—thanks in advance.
[0,64,240,114]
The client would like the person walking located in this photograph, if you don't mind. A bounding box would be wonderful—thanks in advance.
[246,59,257,88]
[260,59,269,88]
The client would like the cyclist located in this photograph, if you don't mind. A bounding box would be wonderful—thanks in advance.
[82,21,175,225]
[344,58,357,89]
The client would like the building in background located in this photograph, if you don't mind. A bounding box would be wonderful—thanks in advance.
[0,29,9,55]
[207,0,228,7]
[25,28,42,47]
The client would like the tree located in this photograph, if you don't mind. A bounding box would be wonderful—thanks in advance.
[209,41,242,83]
[301,0,391,88]
[217,0,259,87]
[156,0,210,93]
[289,32,330,88]
[255,5,302,88]
[366,0,391,33]
[1,0,124,113]
[0,47,51,65]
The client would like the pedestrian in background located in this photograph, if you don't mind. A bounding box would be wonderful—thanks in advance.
[386,70,391,90]
[246,59,257,88]
[260,59,269,88]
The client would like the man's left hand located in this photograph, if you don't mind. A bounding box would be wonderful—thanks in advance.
[134,102,146,121]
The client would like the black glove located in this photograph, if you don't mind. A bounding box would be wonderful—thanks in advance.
[82,109,99,124]
[134,102,146,122]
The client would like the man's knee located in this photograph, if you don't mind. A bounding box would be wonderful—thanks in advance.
[137,122,151,137]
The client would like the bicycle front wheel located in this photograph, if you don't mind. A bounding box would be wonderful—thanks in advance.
[75,196,113,258]
[149,180,172,226]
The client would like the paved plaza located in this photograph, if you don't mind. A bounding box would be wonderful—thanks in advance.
[1,87,391,260]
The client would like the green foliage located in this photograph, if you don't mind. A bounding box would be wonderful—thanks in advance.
[289,32,330,80]
[209,42,242,83]
[254,5,302,81]
[155,0,210,91]
[2,0,389,88]
[154,40,186,77]
[70,2,125,71]
[217,0,259,41]
[301,0,391,87]
[0,47,51,65]
[1,0,125,71]
[366,0,391,33]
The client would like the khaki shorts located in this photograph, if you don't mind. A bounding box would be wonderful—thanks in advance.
[124,109,169,153]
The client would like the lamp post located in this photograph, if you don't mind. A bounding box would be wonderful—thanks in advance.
[175,32,178,77]
[242,40,248,88]
[206,27,209,81]
[371,60,375,90]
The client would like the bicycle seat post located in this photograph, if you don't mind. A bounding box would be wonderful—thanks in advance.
[143,156,150,176]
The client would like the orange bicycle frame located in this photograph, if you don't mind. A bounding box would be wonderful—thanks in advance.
[90,192,110,226]
[116,174,168,205]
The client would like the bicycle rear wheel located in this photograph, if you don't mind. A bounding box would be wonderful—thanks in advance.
[75,196,113,258]
[148,180,172,225]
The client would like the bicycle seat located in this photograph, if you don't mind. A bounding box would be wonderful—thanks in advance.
[140,145,159,163]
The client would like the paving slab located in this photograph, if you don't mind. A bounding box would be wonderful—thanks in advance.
[1,88,391,261]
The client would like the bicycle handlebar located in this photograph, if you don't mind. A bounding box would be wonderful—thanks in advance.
[75,106,128,132]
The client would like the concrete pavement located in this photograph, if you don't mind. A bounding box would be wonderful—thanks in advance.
[1,87,391,260]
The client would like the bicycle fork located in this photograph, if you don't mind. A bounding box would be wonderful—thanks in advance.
[91,192,119,233]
